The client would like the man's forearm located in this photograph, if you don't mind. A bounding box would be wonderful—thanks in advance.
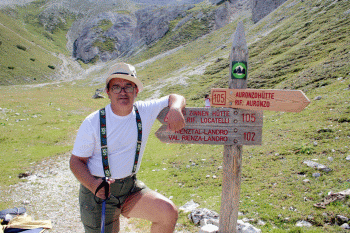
[167,94,186,131]
[168,94,186,110]
[70,155,99,193]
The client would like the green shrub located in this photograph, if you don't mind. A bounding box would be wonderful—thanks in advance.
[8,66,14,70]
[16,45,27,51]
[93,37,116,52]
[30,58,36,61]
[48,65,55,69]
[97,19,113,32]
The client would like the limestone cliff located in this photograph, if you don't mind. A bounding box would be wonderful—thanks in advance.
[72,3,230,63]
[251,0,288,23]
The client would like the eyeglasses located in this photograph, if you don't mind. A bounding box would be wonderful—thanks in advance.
[110,84,135,94]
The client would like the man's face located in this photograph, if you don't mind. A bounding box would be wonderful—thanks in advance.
[107,78,138,108]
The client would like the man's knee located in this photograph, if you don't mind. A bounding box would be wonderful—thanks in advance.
[156,199,178,223]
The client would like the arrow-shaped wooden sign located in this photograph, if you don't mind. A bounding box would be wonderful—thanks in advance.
[156,107,263,145]
[157,107,263,127]
[155,125,262,145]
[211,88,311,112]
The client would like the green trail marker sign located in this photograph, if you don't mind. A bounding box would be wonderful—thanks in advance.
[231,61,247,79]
[156,22,310,233]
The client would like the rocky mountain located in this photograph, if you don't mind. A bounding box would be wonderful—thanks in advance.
[64,0,287,64]
[251,0,288,23]
[71,3,231,63]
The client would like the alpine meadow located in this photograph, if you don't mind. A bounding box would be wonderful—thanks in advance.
[0,0,349,232]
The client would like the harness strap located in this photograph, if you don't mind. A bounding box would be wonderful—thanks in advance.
[99,108,111,177]
[99,105,142,177]
[133,105,142,174]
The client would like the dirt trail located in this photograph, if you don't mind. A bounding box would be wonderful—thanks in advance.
[1,153,139,232]
[1,153,191,232]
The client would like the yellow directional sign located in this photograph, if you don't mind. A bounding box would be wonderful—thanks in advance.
[211,88,311,112]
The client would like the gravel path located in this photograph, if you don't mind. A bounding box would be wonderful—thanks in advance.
[2,153,192,232]
[1,153,138,232]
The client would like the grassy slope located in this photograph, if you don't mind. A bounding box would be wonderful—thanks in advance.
[0,12,59,85]
[0,0,350,232]
[0,0,76,85]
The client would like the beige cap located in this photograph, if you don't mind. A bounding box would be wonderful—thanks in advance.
[105,63,143,92]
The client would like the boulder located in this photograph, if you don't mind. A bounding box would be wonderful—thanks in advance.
[303,160,332,172]
[188,208,219,225]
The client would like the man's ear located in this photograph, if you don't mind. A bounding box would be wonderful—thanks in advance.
[135,87,139,97]
[106,87,112,99]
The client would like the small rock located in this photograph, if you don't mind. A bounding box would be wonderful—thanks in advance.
[188,208,219,225]
[341,223,350,229]
[22,200,30,205]
[313,173,321,178]
[257,220,266,226]
[179,200,199,213]
[199,224,218,233]
[296,220,312,227]
[346,155,350,161]
[313,141,318,146]
[337,215,349,223]
[314,96,322,100]
[200,218,219,227]
[303,160,332,172]
[303,179,310,183]
[92,93,105,99]
[237,220,262,233]
[327,157,333,162]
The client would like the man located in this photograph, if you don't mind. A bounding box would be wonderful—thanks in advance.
[204,94,210,107]
[70,62,186,233]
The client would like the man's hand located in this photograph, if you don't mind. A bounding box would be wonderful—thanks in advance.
[167,94,186,132]
[70,155,116,199]
[166,107,185,131]
[94,178,115,200]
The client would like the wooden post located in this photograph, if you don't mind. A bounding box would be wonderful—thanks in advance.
[219,21,248,233]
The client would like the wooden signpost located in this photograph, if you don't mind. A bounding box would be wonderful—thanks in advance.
[156,22,310,233]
